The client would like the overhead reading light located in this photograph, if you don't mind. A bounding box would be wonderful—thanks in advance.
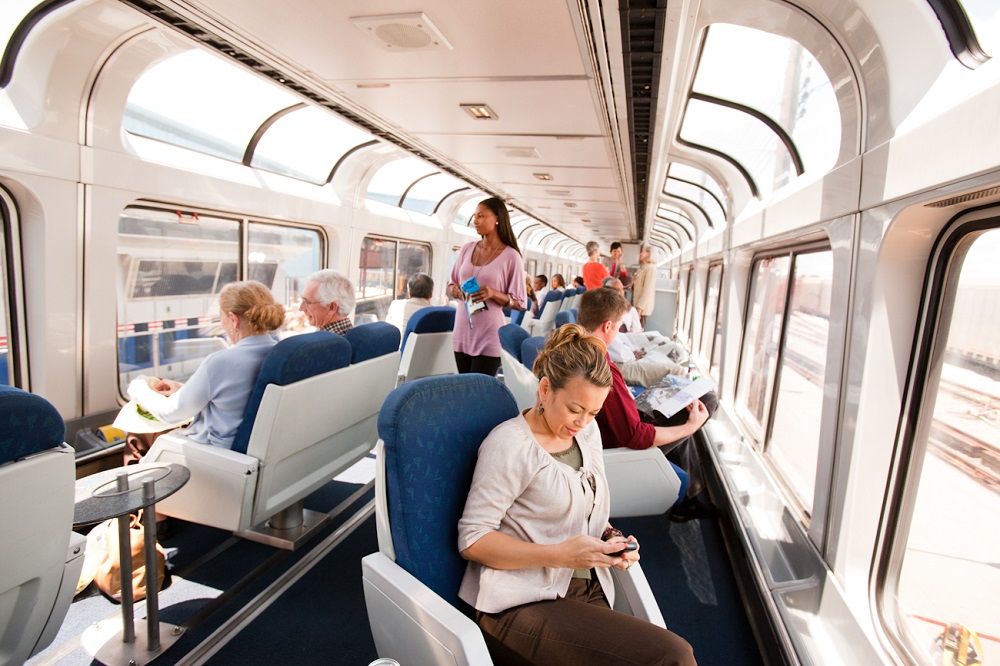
[564,202,577,208]
[546,189,571,196]
[533,173,553,181]
[461,103,498,120]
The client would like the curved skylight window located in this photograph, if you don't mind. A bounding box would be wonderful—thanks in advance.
[124,50,299,162]
[656,204,697,241]
[683,23,840,199]
[959,1,1000,58]
[664,163,727,228]
[0,1,39,62]
[681,98,792,200]
[401,172,469,215]
[251,105,375,184]
[367,156,437,207]
[453,193,488,226]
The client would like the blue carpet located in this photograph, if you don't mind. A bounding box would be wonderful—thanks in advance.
[616,507,763,666]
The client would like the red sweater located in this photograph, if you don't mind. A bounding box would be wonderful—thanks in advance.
[582,261,610,290]
[596,356,656,450]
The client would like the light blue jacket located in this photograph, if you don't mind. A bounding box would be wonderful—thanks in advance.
[128,334,276,449]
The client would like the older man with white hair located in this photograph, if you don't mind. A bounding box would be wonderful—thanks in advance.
[299,268,355,335]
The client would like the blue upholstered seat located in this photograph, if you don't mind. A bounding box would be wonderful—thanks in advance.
[554,309,577,328]
[0,384,66,465]
[377,374,519,609]
[498,323,529,361]
[520,336,546,372]
[400,306,455,354]
[535,289,563,318]
[232,331,352,455]
[344,321,401,364]
[0,385,83,664]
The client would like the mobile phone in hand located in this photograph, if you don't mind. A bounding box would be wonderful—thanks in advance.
[609,541,638,557]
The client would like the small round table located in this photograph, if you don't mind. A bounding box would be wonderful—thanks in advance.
[74,463,190,665]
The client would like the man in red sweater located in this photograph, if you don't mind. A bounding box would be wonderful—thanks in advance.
[579,287,718,521]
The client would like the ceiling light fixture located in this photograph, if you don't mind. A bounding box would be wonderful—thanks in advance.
[461,103,498,120]
[533,173,553,181]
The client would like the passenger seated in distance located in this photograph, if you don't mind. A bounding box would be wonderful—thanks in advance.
[299,268,356,335]
[119,280,285,461]
[550,273,567,291]
[577,288,719,522]
[603,278,643,332]
[531,274,549,316]
[458,324,697,665]
[385,272,433,333]
[571,275,584,289]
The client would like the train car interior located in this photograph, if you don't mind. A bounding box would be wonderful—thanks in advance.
[0,0,997,664]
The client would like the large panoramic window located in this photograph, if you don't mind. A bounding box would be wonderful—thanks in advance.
[117,207,323,393]
[0,192,13,385]
[700,263,724,377]
[356,236,431,320]
[736,249,832,516]
[366,157,438,207]
[887,224,999,665]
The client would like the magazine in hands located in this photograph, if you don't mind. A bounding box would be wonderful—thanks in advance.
[641,376,716,419]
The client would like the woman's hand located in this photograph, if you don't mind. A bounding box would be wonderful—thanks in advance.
[606,535,640,571]
[554,535,639,570]
[472,285,495,303]
[447,283,464,300]
[152,378,182,396]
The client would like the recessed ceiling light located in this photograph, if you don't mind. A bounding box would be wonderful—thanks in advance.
[356,83,390,89]
[564,202,577,208]
[461,103,498,120]
[533,173,553,181]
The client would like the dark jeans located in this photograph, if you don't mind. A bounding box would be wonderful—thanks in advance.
[643,390,719,498]
[477,577,696,666]
[455,352,501,377]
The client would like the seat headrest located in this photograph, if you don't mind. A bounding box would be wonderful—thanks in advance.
[232,331,352,454]
[0,385,65,465]
[343,322,401,364]
[400,306,455,352]
[498,324,530,361]
[554,310,577,328]
[536,289,563,317]
[520,336,546,372]
[378,375,518,608]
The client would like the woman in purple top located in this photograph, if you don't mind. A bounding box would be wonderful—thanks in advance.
[447,197,526,376]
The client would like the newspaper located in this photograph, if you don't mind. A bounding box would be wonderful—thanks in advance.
[635,375,716,420]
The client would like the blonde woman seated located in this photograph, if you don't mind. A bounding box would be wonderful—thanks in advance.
[457,324,697,665]
[120,281,285,461]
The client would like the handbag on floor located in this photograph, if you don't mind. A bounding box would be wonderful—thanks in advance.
[86,509,166,602]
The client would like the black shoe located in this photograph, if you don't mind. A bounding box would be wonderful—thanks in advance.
[669,498,719,523]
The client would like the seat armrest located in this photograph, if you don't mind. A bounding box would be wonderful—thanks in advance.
[142,432,259,531]
[362,553,493,666]
[603,447,682,518]
[610,563,666,628]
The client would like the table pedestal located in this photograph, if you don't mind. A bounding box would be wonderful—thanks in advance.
[82,618,185,666]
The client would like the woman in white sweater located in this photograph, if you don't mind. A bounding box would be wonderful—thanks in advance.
[457,324,696,665]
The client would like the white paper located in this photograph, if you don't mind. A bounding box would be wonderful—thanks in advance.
[643,376,716,418]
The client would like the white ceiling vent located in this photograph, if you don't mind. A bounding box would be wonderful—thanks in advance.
[351,13,453,51]
[499,146,540,159]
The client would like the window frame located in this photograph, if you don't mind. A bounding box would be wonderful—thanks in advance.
[0,186,27,388]
[115,204,327,397]
[875,210,1000,665]
[355,233,432,320]
[734,241,835,521]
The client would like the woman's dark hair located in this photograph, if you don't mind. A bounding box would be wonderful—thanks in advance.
[551,273,566,289]
[479,197,521,255]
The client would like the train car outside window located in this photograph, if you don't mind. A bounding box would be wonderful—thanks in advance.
[736,249,832,515]
[699,263,723,378]
[885,225,999,665]
[356,236,431,320]
[116,208,323,394]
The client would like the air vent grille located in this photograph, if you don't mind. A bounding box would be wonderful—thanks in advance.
[925,186,1000,208]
